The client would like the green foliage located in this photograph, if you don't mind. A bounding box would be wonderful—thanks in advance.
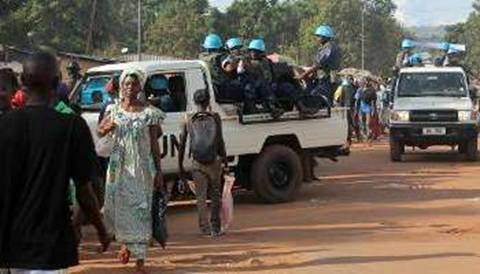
[290,0,401,75]
[145,0,209,58]
[0,0,405,74]
[444,0,480,74]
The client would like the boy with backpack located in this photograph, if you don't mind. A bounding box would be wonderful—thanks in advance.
[178,89,228,237]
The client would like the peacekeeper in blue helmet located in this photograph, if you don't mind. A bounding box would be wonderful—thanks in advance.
[444,47,474,82]
[226,37,244,57]
[297,24,341,104]
[218,37,260,113]
[436,42,450,66]
[199,34,230,87]
[242,38,286,119]
[199,33,251,105]
[243,39,316,115]
[395,39,416,69]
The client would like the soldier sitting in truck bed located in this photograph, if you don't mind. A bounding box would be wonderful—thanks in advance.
[200,34,285,119]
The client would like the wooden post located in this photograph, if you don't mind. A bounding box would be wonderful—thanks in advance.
[86,0,98,53]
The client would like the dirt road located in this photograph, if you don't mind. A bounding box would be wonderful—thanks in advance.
[72,142,480,273]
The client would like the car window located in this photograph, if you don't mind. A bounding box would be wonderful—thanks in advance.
[79,75,111,106]
[397,72,467,97]
[144,72,187,113]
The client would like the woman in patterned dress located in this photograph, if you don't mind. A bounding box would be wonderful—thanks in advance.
[98,69,165,274]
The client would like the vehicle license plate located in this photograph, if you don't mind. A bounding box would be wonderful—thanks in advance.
[422,127,446,135]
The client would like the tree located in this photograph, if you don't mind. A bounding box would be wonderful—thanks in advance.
[145,0,209,58]
[444,0,480,74]
[0,0,406,72]
[291,0,402,75]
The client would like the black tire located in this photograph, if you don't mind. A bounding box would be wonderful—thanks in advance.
[390,136,403,162]
[466,136,478,161]
[251,145,303,203]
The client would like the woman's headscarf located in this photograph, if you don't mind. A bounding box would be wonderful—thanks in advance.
[119,68,146,99]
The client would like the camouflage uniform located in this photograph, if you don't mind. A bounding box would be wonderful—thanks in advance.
[199,52,248,103]
[310,41,341,104]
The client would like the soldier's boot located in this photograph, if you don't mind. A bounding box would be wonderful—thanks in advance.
[264,98,284,120]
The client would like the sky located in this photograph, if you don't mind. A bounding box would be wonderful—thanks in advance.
[210,0,475,27]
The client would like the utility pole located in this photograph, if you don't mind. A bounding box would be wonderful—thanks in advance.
[361,3,366,70]
[86,0,98,53]
[137,0,142,61]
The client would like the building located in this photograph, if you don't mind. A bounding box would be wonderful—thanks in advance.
[0,45,116,80]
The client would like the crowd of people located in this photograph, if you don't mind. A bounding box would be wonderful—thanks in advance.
[334,75,389,144]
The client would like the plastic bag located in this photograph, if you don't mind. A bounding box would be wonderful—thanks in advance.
[152,191,168,249]
[95,134,114,158]
[221,175,235,232]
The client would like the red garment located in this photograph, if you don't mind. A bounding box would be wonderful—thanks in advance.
[369,113,383,138]
[105,79,115,93]
[11,90,26,108]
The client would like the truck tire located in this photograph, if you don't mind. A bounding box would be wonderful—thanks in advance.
[390,136,403,162]
[465,136,478,161]
[251,145,303,203]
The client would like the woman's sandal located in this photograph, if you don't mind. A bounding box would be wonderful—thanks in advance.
[118,245,131,264]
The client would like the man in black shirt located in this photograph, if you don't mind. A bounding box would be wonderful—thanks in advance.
[0,52,110,273]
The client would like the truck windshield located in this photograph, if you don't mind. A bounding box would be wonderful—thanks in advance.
[397,72,467,97]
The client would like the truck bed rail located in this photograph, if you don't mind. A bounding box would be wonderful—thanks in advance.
[239,108,331,125]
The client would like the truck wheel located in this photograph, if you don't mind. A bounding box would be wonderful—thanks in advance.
[465,136,478,161]
[251,145,303,203]
[390,136,403,162]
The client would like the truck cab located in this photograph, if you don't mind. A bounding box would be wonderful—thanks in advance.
[71,60,349,203]
[389,66,479,161]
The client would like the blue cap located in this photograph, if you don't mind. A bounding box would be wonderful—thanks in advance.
[226,37,243,49]
[248,39,266,52]
[203,34,223,50]
[315,25,335,38]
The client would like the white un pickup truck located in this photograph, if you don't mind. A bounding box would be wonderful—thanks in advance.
[389,66,480,162]
[70,60,349,203]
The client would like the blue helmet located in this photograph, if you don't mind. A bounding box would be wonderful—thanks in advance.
[401,39,415,49]
[315,25,335,38]
[248,39,266,52]
[447,47,461,55]
[203,34,223,50]
[439,42,450,51]
[226,37,243,50]
[408,54,422,65]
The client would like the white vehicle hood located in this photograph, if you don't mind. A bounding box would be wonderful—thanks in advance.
[394,97,473,111]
